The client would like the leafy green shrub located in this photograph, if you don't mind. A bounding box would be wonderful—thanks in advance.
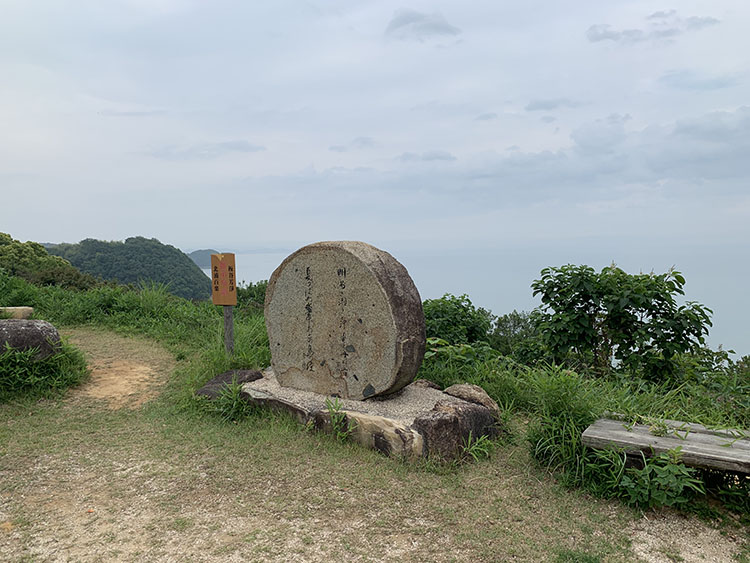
[488,309,549,365]
[17,264,99,290]
[423,337,501,364]
[531,264,712,380]
[236,280,268,312]
[422,293,493,344]
[0,341,88,401]
[619,449,705,509]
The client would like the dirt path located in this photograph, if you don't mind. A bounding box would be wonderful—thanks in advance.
[0,328,747,562]
[64,327,176,409]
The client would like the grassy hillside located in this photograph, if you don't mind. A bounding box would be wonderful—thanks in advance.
[48,237,211,300]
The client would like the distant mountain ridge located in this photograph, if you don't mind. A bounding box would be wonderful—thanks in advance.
[47,237,211,300]
[187,249,219,269]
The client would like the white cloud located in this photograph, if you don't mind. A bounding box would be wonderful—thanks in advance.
[587,11,719,45]
[149,141,266,160]
[525,98,582,111]
[384,9,460,41]
[398,150,457,162]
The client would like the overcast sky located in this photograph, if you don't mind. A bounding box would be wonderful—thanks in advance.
[2,1,749,353]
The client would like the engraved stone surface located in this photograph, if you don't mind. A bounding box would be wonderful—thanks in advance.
[264,241,425,400]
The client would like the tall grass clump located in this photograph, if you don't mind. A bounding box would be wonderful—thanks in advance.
[526,365,600,480]
[32,281,222,351]
[0,342,88,402]
[418,337,533,410]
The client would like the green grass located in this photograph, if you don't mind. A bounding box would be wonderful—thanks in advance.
[0,389,638,561]
[0,340,88,402]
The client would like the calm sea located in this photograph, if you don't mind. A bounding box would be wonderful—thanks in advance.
[201,252,289,286]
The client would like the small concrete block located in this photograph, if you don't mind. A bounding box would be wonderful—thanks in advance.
[0,307,34,319]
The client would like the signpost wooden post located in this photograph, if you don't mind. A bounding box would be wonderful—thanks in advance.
[210,253,237,354]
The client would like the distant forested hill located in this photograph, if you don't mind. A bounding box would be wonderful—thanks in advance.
[48,237,211,300]
[187,249,219,269]
[0,233,98,290]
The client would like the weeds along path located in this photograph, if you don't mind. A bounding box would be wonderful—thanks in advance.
[0,328,747,562]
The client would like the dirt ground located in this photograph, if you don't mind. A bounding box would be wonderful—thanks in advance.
[0,328,746,562]
[65,327,175,410]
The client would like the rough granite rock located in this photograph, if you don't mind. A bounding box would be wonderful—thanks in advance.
[312,409,424,460]
[412,400,498,460]
[443,383,502,419]
[410,379,442,391]
[265,241,425,400]
[0,319,61,360]
[194,369,263,399]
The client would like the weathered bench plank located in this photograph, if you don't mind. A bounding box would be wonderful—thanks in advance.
[582,418,750,474]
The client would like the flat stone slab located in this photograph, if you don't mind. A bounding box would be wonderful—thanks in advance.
[264,241,425,400]
[197,369,499,460]
[0,307,34,319]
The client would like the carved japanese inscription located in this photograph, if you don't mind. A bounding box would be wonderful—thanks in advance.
[264,241,426,400]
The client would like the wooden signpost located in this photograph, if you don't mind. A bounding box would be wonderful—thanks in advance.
[211,253,237,354]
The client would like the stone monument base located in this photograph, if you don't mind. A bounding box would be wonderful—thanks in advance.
[197,369,500,461]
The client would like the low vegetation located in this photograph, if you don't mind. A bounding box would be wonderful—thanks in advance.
[419,269,749,520]
[0,342,87,402]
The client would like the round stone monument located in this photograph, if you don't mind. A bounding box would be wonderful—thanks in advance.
[265,241,426,400]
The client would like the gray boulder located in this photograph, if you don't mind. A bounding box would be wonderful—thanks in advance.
[0,319,62,360]
[443,383,502,419]
[412,400,498,460]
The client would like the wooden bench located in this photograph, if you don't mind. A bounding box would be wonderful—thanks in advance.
[582,417,750,474]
